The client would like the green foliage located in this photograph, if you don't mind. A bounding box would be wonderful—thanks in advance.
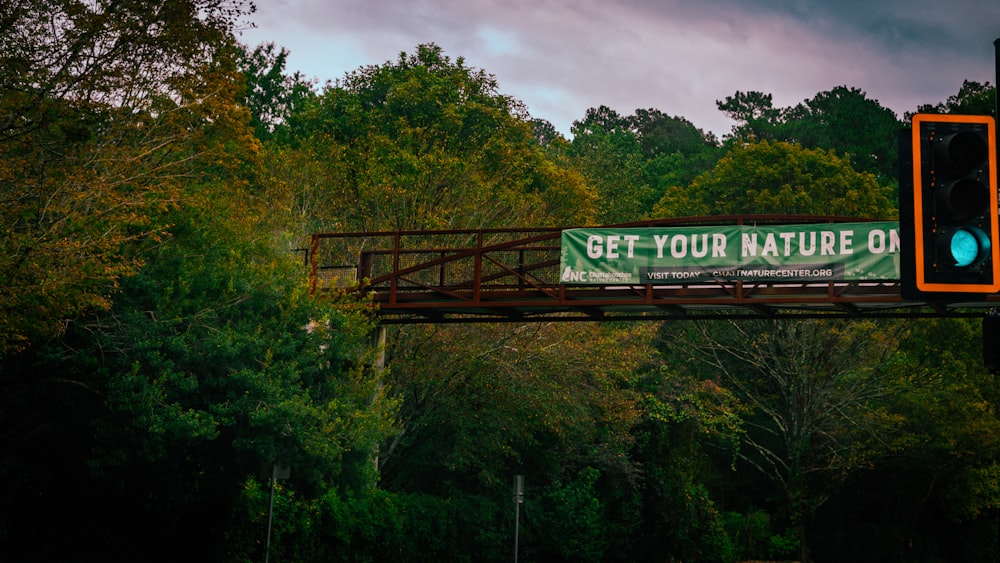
[265,43,595,233]
[654,318,905,561]
[883,318,1000,520]
[0,0,258,355]
[630,424,732,562]
[569,116,653,224]
[568,105,721,223]
[93,236,389,488]
[525,467,607,562]
[228,485,506,562]
[722,508,800,561]
[717,91,782,141]
[915,80,997,117]
[780,86,901,181]
[653,140,895,219]
[239,42,318,141]
[379,323,647,494]
[810,317,1000,561]
[0,164,396,559]
[718,86,902,181]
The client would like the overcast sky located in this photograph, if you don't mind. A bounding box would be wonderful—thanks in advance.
[240,0,1000,138]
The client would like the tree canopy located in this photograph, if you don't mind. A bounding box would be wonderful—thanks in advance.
[261,43,596,234]
[718,87,901,181]
[0,0,258,354]
[653,139,896,219]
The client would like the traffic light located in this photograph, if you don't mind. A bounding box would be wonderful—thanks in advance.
[904,113,999,296]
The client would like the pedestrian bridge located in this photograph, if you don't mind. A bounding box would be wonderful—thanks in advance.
[308,216,1000,324]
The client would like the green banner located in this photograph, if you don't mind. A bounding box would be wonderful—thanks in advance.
[559,221,900,285]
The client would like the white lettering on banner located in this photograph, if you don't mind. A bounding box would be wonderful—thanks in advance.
[654,234,668,258]
[867,229,900,254]
[561,222,901,284]
[671,236,686,258]
[801,232,816,256]
[587,235,602,259]
[780,232,795,255]
[654,233,728,259]
[607,235,621,259]
[586,271,632,282]
[713,233,727,257]
[743,230,858,257]
[821,231,835,255]
[587,235,640,259]
[625,235,639,257]
[691,234,708,258]
[761,233,778,256]
[840,230,854,254]
[742,233,758,257]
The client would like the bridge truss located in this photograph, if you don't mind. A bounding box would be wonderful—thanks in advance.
[308,216,1000,324]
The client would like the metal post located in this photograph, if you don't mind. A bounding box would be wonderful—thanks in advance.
[995,38,1000,194]
[265,464,276,563]
[513,475,524,563]
[995,38,1000,121]
[264,463,290,563]
[371,325,387,472]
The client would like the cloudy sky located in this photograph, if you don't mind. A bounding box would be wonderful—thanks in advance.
[240,0,1000,138]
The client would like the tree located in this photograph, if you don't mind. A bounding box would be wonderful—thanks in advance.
[0,3,401,559]
[656,318,903,561]
[270,43,595,233]
[716,90,782,141]
[814,317,1000,561]
[652,140,895,220]
[718,87,901,181]
[0,149,396,561]
[0,0,257,354]
[567,106,720,224]
[629,108,721,215]
[631,108,717,157]
[625,355,742,562]
[781,86,901,181]
[530,117,564,146]
[568,116,652,224]
[378,322,645,489]
[915,80,996,117]
[572,105,631,136]
[647,132,899,561]
[238,41,317,141]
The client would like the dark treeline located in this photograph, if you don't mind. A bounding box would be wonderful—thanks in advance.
[2,2,1000,562]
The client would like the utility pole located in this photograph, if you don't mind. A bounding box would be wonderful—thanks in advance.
[994,38,999,122]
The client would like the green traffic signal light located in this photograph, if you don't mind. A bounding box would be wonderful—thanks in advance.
[939,226,991,268]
